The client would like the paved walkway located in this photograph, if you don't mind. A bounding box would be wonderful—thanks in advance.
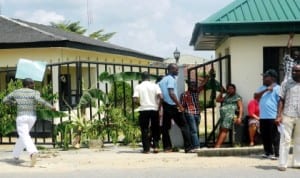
[0,144,298,178]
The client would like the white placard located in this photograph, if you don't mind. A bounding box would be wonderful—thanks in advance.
[15,58,47,81]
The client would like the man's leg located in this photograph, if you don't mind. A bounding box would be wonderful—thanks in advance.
[139,111,151,153]
[185,113,200,148]
[150,111,160,150]
[12,116,36,158]
[12,136,25,158]
[272,119,280,157]
[162,104,172,151]
[292,118,300,167]
[27,116,38,155]
[279,115,294,168]
[260,119,273,156]
[19,116,38,155]
[173,112,192,152]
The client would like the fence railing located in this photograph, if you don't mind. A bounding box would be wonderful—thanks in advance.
[1,57,233,147]
[0,60,167,145]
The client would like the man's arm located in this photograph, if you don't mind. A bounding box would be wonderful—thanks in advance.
[156,93,162,110]
[133,96,140,108]
[168,88,184,112]
[254,84,274,99]
[2,92,16,105]
[35,91,56,110]
[275,97,284,126]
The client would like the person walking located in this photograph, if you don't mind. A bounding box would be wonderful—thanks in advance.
[180,79,208,150]
[3,78,56,167]
[276,64,300,171]
[133,72,162,153]
[255,69,280,160]
[159,63,193,153]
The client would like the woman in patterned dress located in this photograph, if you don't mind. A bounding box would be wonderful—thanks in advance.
[214,83,243,148]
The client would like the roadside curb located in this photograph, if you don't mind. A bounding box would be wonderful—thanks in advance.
[197,146,264,156]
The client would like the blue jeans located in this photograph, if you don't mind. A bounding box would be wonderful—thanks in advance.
[184,113,200,148]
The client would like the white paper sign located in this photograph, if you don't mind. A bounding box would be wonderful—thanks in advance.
[15,58,47,82]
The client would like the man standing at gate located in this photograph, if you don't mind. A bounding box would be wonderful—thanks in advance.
[133,72,162,153]
[159,63,193,153]
[3,78,56,167]
[180,78,208,150]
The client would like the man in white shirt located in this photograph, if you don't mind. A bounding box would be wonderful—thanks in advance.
[133,72,162,153]
[276,64,300,171]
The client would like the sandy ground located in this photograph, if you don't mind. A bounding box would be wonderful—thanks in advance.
[0,144,279,171]
[1,144,300,178]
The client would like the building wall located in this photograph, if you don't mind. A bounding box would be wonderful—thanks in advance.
[0,47,153,66]
[216,34,300,114]
[0,47,160,110]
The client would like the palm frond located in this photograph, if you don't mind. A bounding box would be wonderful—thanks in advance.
[79,88,108,107]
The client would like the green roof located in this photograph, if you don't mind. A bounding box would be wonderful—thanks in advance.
[190,0,300,50]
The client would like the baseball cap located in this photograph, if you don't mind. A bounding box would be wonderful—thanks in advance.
[262,69,278,78]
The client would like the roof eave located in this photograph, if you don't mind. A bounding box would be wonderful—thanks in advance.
[190,21,300,50]
[0,41,164,62]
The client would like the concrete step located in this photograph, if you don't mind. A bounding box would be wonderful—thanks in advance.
[197,146,264,156]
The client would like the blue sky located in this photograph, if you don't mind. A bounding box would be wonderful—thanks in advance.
[0,0,235,59]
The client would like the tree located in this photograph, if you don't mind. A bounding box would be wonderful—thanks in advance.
[89,30,116,42]
[50,21,115,42]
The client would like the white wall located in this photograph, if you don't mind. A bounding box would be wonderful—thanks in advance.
[216,34,300,115]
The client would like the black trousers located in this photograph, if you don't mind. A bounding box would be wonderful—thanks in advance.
[139,110,160,152]
[162,102,192,152]
[260,119,280,157]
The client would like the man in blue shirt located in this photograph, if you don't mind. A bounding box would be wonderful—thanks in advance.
[255,69,280,160]
[159,63,193,153]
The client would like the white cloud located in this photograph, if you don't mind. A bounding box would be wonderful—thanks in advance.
[14,9,65,25]
[1,0,235,59]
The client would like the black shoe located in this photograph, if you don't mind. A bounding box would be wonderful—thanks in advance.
[141,150,150,154]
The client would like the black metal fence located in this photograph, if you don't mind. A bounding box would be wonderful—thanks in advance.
[0,60,167,145]
[1,57,233,147]
[187,55,231,147]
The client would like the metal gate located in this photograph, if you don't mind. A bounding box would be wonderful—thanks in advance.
[187,55,231,147]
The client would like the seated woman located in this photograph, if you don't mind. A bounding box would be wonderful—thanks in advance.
[215,83,243,148]
[247,94,260,146]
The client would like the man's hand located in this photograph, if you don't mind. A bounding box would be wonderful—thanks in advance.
[267,84,275,92]
[275,115,282,126]
[177,105,184,112]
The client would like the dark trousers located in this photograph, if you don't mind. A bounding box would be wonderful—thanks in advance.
[139,110,160,152]
[260,119,280,157]
[162,102,192,152]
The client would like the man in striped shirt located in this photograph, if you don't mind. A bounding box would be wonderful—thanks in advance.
[3,78,55,167]
[283,50,300,81]
[180,79,207,150]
